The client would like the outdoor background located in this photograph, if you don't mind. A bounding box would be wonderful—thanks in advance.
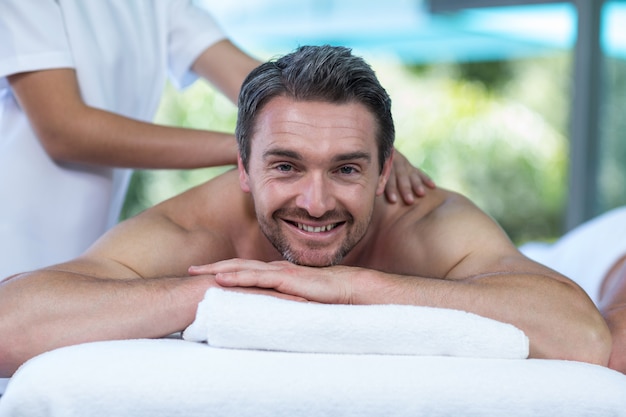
[120,1,626,246]
[120,54,565,245]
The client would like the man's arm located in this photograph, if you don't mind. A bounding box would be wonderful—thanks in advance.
[598,255,626,373]
[0,203,221,377]
[0,261,211,377]
[194,192,611,366]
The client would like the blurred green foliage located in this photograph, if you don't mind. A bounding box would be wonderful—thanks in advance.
[379,54,569,244]
[599,57,626,211]
[121,53,572,245]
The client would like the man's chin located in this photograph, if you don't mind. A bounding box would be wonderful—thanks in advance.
[292,260,334,267]
[284,249,342,267]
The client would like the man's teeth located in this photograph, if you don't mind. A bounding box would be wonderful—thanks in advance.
[297,223,336,233]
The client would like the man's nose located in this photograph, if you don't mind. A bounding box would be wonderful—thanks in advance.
[295,173,336,218]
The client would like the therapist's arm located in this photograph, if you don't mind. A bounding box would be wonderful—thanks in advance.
[192,39,261,104]
[8,68,239,169]
[6,39,261,168]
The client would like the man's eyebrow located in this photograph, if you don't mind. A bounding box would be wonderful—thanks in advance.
[332,151,372,163]
[262,149,372,164]
[263,149,302,161]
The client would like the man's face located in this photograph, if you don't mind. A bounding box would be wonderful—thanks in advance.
[238,96,392,267]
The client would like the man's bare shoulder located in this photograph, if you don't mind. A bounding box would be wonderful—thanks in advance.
[83,170,258,278]
[377,187,476,228]
[152,169,252,230]
[364,187,513,277]
[412,188,489,226]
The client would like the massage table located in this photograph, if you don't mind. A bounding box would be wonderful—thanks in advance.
[1,289,625,416]
[1,338,626,417]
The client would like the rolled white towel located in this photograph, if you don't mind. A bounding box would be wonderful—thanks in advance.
[183,288,529,359]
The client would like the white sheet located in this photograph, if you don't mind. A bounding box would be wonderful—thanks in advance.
[1,339,625,417]
[520,206,626,305]
[183,288,529,359]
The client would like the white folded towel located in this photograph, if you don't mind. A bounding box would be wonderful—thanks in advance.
[183,288,529,359]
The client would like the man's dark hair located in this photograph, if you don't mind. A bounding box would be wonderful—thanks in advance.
[235,45,395,171]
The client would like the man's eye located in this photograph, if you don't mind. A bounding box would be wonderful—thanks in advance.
[276,164,293,172]
[339,166,358,175]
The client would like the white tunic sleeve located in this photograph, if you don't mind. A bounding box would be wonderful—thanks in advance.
[0,0,230,278]
[0,0,74,90]
[166,0,227,89]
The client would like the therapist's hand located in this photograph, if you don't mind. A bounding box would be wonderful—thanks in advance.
[386,150,435,205]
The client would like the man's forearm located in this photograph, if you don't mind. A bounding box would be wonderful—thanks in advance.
[352,269,611,365]
[0,270,209,377]
[598,258,626,373]
[602,305,626,373]
[205,259,612,365]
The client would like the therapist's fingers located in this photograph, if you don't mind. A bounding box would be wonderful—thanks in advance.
[386,151,435,205]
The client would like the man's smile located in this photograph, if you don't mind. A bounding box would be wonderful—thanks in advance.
[275,208,351,238]
[296,222,340,233]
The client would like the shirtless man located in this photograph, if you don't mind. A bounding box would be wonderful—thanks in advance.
[0,45,611,377]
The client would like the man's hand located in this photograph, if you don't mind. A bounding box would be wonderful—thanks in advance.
[385,150,435,205]
[188,259,356,304]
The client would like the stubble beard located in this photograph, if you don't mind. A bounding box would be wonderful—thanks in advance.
[257,208,370,267]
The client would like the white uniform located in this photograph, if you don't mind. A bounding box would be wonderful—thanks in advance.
[0,0,226,278]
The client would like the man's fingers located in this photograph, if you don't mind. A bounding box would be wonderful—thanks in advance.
[215,269,283,289]
[188,258,278,275]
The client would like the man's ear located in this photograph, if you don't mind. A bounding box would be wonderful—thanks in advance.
[237,153,251,193]
[376,149,394,196]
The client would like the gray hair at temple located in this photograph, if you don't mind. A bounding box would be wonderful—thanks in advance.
[235,45,395,172]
